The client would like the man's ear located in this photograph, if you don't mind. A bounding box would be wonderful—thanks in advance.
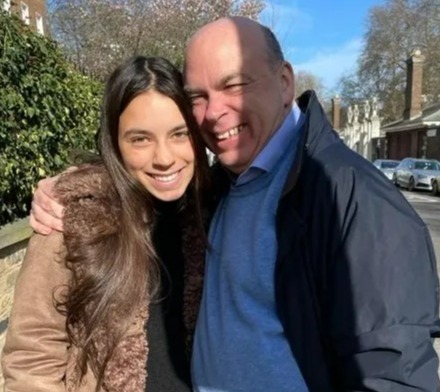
[279,61,295,107]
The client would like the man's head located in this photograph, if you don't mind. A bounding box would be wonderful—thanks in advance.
[184,17,295,174]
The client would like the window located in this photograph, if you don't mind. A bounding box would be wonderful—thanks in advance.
[3,0,11,12]
[381,161,399,169]
[36,12,44,35]
[414,160,440,171]
[21,2,30,25]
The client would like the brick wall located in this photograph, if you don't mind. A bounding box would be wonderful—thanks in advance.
[10,0,47,35]
[403,50,425,120]
[0,219,32,388]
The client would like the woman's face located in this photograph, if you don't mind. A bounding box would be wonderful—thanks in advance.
[118,90,195,202]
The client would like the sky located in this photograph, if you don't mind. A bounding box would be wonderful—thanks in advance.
[259,0,386,94]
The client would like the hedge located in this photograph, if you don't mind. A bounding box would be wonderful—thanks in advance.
[0,11,102,226]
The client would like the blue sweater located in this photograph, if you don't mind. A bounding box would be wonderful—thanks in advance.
[192,107,308,392]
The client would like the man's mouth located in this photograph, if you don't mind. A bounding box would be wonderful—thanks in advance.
[215,125,243,140]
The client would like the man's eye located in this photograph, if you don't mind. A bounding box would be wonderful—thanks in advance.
[190,96,204,105]
[225,83,246,92]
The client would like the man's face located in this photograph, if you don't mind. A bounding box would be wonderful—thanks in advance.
[184,27,294,174]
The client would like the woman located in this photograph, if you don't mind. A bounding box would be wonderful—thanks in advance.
[1,56,209,391]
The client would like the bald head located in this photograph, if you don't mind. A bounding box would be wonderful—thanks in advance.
[186,17,284,71]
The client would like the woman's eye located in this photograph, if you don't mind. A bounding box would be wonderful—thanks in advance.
[131,136,150,144]
[173,130,190,140]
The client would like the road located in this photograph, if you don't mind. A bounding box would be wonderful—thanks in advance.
[402,190,440,259]
[400,189,440,369]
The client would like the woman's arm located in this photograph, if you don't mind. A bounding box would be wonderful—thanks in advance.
[2,232,70,392]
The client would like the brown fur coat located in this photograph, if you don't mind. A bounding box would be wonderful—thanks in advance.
[2,164,205,392]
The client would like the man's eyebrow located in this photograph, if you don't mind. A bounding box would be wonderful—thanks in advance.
[184,86,204,96]
[218,72,248,87]
[184,73,251,96]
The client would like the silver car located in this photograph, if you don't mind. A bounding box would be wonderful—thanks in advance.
[393,158,440,191]
[432,175,440,196]
[373,159,400,181]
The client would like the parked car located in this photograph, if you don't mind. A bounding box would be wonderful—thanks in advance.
[431,175,440,195]
[393,158,440,191]
[373,159,400,180]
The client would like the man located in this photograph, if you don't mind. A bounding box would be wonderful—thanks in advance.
[30,17,440,391]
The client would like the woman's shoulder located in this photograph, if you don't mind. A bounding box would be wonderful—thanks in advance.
[54,163,121,237]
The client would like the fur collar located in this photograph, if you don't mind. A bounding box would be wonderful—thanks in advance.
[53,163,205,391]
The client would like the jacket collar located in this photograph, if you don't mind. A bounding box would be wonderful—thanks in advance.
[281,90,336,197]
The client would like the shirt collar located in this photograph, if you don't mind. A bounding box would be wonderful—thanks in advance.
[235,103,304,186]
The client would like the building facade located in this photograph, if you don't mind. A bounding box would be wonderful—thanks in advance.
[381,50,440,161]
[336,49,440,162]
[338,98,382,161]
[3,0,47,35]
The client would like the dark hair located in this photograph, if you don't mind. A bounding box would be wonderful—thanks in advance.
[61,56,209,387]
[260,24,285,68]
[99,55,209,204]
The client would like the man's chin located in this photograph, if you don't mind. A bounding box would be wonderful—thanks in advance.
[217,153,248,174]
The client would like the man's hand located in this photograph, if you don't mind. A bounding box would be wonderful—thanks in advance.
[30,175,65,235]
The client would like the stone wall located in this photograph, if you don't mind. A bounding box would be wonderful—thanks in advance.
[0,219,32,388]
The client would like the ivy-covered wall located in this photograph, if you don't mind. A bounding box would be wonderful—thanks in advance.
[0,11,102,226]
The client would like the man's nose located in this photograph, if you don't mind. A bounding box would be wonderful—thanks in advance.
[205,94,226,123]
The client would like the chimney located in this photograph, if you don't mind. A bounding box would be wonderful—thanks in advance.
[331,95,341,130]
[403,49,425,120]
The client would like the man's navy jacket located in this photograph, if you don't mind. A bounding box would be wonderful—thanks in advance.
[211,90,440,391]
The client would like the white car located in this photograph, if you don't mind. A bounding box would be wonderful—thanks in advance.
[393,158,440,191]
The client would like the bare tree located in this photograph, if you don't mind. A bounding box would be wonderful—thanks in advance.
[48,0,265,79]
[295,70,326,98]
[295,70,331,112]
[338,0,440,123]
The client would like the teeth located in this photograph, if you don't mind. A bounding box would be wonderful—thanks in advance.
[216,126,240,140]
[152,172,178,182]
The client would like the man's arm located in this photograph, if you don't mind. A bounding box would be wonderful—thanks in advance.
[329,167,440,391]
[30,174,66,234]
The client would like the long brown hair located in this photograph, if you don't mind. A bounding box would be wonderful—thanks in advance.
[56,56,210,388]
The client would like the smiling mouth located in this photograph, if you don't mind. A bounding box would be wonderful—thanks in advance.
[148,169,182,183]
[215,125,243,140]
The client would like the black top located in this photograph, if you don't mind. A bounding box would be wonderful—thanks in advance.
[145,200,192,392]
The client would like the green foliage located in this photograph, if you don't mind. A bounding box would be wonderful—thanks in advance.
[0,11,102,225]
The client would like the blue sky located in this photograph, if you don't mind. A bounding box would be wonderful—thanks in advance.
[259,0,385,93]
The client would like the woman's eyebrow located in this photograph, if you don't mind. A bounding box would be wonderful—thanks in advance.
[170,123,188,132]
[123,123,187,136]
